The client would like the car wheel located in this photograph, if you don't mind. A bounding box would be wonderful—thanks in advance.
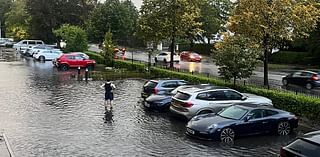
[87,64,94,71]
[198,110,212,115]
[282,79,288,86]
[277,121,291,136]
[306,83,313,90]
[220,128,235,143]
[60,64,69,71]
[163,59,167,63]
[39,56,45,61]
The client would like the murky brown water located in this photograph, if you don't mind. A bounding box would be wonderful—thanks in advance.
[0,52,312,156]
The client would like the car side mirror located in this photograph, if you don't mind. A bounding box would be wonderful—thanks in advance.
[241,96,247,101]
[244,116,251,122]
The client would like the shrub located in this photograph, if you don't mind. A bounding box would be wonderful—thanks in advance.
[84,51,105,64]
[270,51,311,64]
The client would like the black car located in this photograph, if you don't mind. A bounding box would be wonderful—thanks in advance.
[141,79,188,99]
[282,70,320,89]
[280,131,320,157]
[143,84,213,111]
[186,104,298,142]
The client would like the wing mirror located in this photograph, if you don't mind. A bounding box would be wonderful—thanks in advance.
[244,113,253,122]
[241,96,247,100]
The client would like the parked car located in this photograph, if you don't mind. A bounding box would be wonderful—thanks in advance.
[170,86,273,119]
[280,130,320,157]
[154,52,180,63]
[13,40,45,54]
[0,38,14,47]
[53,53,96,71]
[27,45,57,57]
[186,104,298,142]
[282,70,320,89]
[141,79,188,100]
[33,49,63,61]
[143,85,209,111]
[180,51,202,62]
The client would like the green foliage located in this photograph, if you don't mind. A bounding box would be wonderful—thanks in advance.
[102,31,115,66]
[54,24,88,52]
[26,0,95,43]
[270,51,311,65]
[86,0,140,46]
[84,51,105,64]
[213,35,261,84]
[0,0,12,37]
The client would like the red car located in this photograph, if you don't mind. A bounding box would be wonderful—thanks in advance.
[53,53,96,71]
[180,51,202,62]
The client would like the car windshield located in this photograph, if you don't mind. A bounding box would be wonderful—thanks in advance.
[286,139,320,157]
[174,92,191,100]
[218,106,249,120]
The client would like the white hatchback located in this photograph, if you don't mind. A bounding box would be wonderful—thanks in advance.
[33,49,63,61]
[155,52,180,63]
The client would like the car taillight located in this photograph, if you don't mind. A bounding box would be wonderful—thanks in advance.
[153,88,159,94]
[279,147,287,157]
[311,74,319,81]
[182,102,193,108]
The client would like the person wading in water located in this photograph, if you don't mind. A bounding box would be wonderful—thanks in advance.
[100,80,116,111]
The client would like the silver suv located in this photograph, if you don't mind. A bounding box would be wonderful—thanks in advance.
[170,86,273,119]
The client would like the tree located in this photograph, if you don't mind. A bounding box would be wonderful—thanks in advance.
[86,0,139,46]
[26,0,96,43]
[214,34,261,86]
[199,0,232,44]
[54,24,88,52]
[0,0,12,37]
[102,31,115,66]
[227,0,320,87]
[138,0,203,68]
[5,0,30,40]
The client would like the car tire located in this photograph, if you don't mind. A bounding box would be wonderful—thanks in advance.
[277,121,291,136]
[282,79,288,86]
[198,110,212,115]
[306,83,313,90]
[220,128,235,143]
[60,64,69,71]
[87,64,94,71]
[39,56,45,61]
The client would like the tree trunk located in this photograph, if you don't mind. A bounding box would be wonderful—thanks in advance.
[233,77,236,87]
[263,36,269,87]
[207,38,210,45]
[170,36,175,68]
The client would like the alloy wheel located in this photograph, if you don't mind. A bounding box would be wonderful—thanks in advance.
[277,121,291,135]
[282,79,288,86]
[220,128,235,143]
[61,64,69,71]
[306,83,312,90]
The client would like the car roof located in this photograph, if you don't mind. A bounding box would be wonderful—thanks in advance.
[150,79,186,83]
[292,70,318,75]
[301,131,320,145]
[178,85,229,94]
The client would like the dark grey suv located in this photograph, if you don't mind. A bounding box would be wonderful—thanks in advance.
[141,79,188,99]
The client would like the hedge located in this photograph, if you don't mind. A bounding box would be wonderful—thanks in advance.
[84,51,105,64]
[270,51,312,65]
[114,60,320,121]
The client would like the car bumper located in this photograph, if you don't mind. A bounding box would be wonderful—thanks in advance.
[143,101,170,111]
[169,105,193,119]
[312,81,320,87]
[141,92,150,99]
[185,127,219,140]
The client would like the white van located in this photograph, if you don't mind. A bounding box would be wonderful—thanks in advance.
[13,40,45,54]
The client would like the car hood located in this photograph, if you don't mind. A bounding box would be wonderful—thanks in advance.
[146,94,172,102]
[243,93,272,105]
[187,114,236,131]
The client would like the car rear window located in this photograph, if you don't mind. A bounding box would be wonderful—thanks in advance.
[286,139,320,157]
[174,92,191,100]
[144,81,158,88]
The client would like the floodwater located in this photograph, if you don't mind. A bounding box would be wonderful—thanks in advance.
[0,51,312,157]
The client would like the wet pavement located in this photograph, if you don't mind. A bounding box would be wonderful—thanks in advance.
[0,50,316,156]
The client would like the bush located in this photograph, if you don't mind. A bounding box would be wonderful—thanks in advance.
[114,60,320,121]
[84,51,105,64]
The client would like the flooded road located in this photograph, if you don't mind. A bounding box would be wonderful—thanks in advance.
[0,53,313,156]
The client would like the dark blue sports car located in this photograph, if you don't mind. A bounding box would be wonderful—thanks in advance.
[186,104,298,142]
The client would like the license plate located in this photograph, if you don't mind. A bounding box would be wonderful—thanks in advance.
[144,102,150,107]
[187,128,195,134]
[142,93,148,98]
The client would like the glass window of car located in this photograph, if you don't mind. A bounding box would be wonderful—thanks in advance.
[263,109,278,117]
[36,41,43,45]
[196,92,209,100]
[177,80,188,85]
[144,81,158,88]
[218,106,249,120]
[75,55,84,60]
[22,41,27,44]
[161,81,178,88]
[248,109,264,119]
[28,41,36,45]
[301,72,313,78]
[208,91,226,100]
[159,53,167,56]
[66,55,75,60]
[174,92,191,100]
[286,139,320,157]
[224,90,243,100]
[292,72,302,77]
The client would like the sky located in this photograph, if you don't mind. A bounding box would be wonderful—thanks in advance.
[131,0,142,9]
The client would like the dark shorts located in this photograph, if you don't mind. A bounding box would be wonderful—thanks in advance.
[105,92,114,101]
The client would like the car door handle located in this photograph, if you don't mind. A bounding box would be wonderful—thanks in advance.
[262,121,268,124]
